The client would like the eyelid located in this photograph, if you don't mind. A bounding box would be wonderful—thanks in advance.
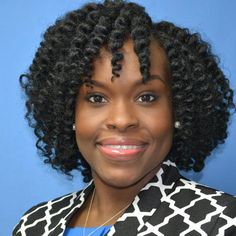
[84,91,159,104]
[85,92,108,104]
[136,92,159,103]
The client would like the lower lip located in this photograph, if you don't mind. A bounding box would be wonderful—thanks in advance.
[97,144,147,160]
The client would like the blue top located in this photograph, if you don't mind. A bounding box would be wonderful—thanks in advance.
[64,225,112,236]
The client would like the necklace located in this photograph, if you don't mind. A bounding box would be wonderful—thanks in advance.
[83,189,130,236]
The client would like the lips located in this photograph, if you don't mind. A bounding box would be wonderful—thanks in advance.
[96,138,148,160]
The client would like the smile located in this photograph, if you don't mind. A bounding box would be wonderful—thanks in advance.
[97,143,147,160]
[103,145,144,150]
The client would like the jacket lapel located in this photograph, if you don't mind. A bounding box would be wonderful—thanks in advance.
[106,160,180,236]
[50,181,94,236]
[52,160,179,236]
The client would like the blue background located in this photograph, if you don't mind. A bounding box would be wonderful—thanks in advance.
[1,0,235,235]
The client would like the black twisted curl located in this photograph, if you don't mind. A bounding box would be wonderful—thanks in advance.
[20,0,235,182]
[153,22,235,171]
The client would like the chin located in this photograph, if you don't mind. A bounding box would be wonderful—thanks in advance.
[97,168,155,189]
[102,177,140,189]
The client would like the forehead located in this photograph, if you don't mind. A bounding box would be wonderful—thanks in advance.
[91,38,169,84]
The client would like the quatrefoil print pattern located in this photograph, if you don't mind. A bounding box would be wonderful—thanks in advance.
[13,161,236,236]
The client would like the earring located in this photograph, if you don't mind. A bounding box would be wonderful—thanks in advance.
[174,121,181,129]
[72,123,76,131]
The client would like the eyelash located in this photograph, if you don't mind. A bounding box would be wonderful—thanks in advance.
[85,93,158,104]
[137,94,157,103]
[85,93,107,104]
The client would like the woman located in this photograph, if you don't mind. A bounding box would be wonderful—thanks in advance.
[13,0,236,235]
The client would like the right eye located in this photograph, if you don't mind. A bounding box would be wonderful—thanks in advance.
[86,94,107,104]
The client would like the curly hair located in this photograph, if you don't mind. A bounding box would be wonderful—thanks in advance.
[20,0,235,182]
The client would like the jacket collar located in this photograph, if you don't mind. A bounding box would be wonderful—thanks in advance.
[54,160,180,235]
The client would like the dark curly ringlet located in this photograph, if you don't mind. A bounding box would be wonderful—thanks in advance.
[20,0,235,182]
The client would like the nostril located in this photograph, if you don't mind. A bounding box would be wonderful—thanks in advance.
[106,120,139,132]
[128,124,138,129]
[105,106,139,131]
[107,124,116,130]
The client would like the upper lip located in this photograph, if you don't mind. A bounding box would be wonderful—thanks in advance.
[96,138,148,146]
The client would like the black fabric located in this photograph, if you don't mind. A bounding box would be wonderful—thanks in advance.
[13,161,236,236]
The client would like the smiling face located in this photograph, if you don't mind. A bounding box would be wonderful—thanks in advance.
[75,38,173,188]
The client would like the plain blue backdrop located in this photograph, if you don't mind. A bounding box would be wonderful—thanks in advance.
[1,1,235,235]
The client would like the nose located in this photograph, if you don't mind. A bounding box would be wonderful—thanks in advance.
[105,100,139,132]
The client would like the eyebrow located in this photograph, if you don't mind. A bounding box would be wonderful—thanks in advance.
[83,74,168,88]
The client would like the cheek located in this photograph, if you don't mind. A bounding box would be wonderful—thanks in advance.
[74,105,107,147]
[146,117,173,150]
[74,111,98,163]
[143,105,173,134]
[141,102,173,153]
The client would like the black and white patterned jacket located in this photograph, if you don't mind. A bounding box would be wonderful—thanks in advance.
[13,160,236,236]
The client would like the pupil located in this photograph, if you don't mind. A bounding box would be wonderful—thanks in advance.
[94,95,102,102]
[143,95,150,101]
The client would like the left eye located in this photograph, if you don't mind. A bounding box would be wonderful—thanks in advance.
[87,94,107,104]
[137,94,156,103]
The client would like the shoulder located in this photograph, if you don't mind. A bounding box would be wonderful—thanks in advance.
[175,176,236,207]
[169,176,236,234]
[12,191,82,236]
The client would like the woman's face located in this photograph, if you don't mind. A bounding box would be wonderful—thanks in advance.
[75,38,173,188]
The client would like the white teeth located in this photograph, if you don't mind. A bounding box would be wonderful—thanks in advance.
[105,145,142,150]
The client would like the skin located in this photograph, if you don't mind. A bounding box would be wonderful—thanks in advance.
[69,38,173,227]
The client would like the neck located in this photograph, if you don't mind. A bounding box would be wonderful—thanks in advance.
[68,164,161,228]
[91,165,160,215]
